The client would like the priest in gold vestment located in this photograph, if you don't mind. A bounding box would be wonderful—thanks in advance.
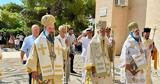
[142,28,154,84]
[25,14,64,84]
[84,21,113,84]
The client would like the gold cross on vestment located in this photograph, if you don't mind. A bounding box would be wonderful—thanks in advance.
[38,44,47,55]
[55,45,61,54]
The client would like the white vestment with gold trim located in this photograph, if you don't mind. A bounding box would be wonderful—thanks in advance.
[84,34,113,84]
[120,34,146,84]
[54,35,70,84]
[25,32,63,84]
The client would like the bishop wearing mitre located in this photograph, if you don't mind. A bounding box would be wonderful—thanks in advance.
[120,22,146,84]
[25,14,64,84]
[84,21,113,84]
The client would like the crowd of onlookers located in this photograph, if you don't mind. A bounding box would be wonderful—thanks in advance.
[0,32,25,50]
[0,31,84,52]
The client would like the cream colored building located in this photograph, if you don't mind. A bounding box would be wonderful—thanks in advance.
[96,0,160,55]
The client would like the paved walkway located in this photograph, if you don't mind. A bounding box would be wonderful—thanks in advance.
[0,50,160,84]
[0,51,83,84]
[0,52,28,84]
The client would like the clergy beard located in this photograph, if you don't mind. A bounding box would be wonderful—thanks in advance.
[131,32,140,42]
[49,32,54,36]
[133,33,140,38]
[47,34,54,43]
[145,36,149,40]
[99,35,105,40]
[144,37,149,40]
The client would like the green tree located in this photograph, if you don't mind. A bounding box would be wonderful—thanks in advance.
[21,0,95,33]
[0,9,27,34]
[0,0,95,35]
[20,8,41,27]
[85,0,96,18]
[1,3,24,13]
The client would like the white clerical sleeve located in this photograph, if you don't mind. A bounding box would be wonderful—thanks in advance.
[85,43,94,70]
[120,42,130,68]
[25,44,38,72]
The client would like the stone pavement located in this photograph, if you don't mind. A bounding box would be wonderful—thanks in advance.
[0,52,28,84]
[0,50,160,84]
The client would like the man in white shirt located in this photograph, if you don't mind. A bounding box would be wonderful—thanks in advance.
[77,27,93,83]
[19,33,24,48]
[14,38,20,50]
[77,28,93,63]
[20,24,40,84]
[67,28,77,73]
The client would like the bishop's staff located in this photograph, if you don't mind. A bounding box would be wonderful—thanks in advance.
[107,26,115,83]
[63,23,71,84]
[111,28,115,83]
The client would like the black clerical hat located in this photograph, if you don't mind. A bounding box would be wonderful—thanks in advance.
[143,28,151,32]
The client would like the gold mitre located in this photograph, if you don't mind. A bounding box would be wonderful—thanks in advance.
[128,22,138,31]
[41,14,56,26]
[96,21,107,30]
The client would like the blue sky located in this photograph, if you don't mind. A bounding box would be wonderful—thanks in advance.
[0,0,23,6]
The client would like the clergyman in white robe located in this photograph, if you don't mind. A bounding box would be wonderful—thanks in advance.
[84,33,113,84]
[120,32,146,84]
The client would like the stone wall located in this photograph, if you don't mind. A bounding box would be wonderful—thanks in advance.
[96,0,160,55]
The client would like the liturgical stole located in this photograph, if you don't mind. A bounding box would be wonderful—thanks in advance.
[53,36,64,76]
[35,33,54,80]
[90,36,110,77]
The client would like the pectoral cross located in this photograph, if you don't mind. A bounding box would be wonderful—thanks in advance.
[38,44,47,55]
